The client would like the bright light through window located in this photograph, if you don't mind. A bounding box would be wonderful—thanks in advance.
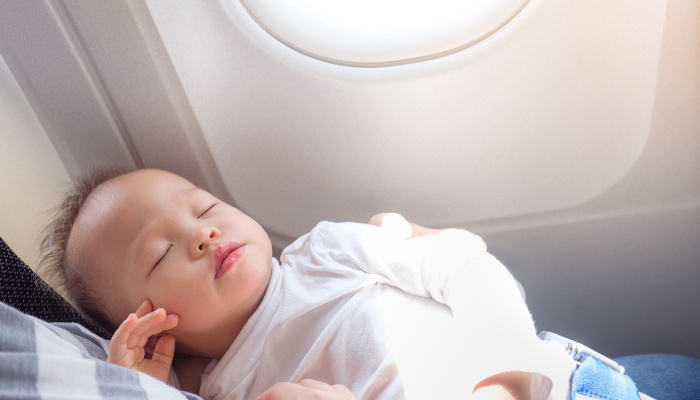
[240,0,530,66]
[296,0,484,33]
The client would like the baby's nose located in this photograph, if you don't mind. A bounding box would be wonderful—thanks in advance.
[191,226,221,257]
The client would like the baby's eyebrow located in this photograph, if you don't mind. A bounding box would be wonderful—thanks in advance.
[128,220,161,275]
[174,186,202,204]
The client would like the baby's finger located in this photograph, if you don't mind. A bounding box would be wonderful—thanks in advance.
[297,379,334,390]
[140,313,179,339]
[161,313,179,331]
[332,384,355,397]
[380,213,413,239]
[112,313,139,343]
[134,308,168,331]
[134,299,154,318]
[122,309,167,348]
[130,311,179,346]
[108,313,139,363]
[459,229,487,251]
[298,379,354,396]
[439,228,488,251]
[150,334,176,370]
[367,213,388,227]
[407,222,442,238]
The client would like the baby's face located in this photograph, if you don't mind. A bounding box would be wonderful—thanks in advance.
[70,169,273,358]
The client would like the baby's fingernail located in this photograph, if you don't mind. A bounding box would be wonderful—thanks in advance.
[166,314,177,320]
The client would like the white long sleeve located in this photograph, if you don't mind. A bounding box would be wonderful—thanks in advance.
[301,220,570,395]
[306,220,514,313]
[202,220,575,400]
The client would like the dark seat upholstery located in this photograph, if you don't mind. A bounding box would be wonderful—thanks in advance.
[0,237,111,339]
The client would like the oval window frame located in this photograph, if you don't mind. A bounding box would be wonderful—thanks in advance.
[240,0,531,67]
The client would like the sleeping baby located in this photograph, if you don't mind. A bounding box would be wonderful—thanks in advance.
[40,168,626,400]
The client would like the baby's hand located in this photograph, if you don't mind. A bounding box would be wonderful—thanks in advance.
[368,212,442,239]
[107,299,179,383]
[256,379,356,400]
[369,212,488,255]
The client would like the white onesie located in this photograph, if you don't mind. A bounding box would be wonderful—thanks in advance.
[199,220,575,399]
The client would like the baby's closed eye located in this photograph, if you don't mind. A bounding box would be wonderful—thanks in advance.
[153,245,173,271]
[198,203,218,218]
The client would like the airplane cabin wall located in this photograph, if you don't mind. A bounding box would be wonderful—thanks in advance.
[0,0,698,359]
[0,52,70,268]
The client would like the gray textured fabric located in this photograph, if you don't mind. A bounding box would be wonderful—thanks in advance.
[0,301,202,400]
[0,301,39,399]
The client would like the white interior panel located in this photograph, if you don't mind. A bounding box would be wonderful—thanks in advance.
[0,0,136,177]
[0,52,70,267]
[146,0,667,245]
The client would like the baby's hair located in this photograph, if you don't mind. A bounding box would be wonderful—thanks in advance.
[38,166,132,332]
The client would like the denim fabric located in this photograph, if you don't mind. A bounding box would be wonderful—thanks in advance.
[615,354,700,400]
[571,356,640,400]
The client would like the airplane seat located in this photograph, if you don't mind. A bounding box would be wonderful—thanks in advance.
[0,237,111,339]
[616,354,700,400]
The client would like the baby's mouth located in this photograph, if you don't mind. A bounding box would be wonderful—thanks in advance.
[214,242,245,279]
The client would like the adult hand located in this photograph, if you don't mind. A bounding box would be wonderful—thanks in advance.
[107,299,179,382]
[256,379,356,400]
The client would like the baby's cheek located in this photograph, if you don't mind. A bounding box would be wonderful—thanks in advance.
[163,294,194,317]
[238,263,270,298]
[149,278,206,319]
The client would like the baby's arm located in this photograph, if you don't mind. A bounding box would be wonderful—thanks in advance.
[107,299,179,383]
[367,212,445,240]
[302,214,544,397]
[369,214,535,400]
[365,212,489,306]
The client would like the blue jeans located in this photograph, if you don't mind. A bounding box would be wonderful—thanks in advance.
[614,354,700,400]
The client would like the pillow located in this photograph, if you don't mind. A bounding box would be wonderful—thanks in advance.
[0,237,111,339]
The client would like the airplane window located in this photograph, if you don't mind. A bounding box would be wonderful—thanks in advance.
[240,0,531,67]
